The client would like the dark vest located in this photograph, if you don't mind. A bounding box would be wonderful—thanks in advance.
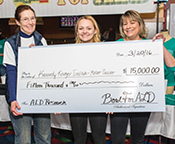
[6,30,43,66]
[5,31,44,105]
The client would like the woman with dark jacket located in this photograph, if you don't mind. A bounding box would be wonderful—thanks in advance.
[3,5,51,144]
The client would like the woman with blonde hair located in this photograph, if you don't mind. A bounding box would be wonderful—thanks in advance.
[69,15,107,144]
[74,15,101,43]
[110,10,175,144]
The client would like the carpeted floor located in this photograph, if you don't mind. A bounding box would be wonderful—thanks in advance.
[0,122,174,144]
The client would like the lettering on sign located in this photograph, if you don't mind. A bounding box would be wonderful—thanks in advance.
[57,0,89,5]
[17,40,165,112]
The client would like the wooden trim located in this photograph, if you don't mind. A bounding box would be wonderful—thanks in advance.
[144,17,165,22]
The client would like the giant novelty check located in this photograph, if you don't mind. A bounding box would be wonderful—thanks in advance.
[17,40,165,113]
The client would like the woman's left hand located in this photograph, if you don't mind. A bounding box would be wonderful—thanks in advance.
[106,112,113,114]
[152,33,166,43]
[54,113,61,115]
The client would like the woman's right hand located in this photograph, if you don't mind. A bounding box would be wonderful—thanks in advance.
[11,101,23,116]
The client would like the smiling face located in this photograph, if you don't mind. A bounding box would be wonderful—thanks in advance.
[122,18,141,41]
[15,9,36,35]
[77,19,97,43]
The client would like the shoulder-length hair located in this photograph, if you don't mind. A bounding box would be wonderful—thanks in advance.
[119,10,148,39]
[75,15,101,43]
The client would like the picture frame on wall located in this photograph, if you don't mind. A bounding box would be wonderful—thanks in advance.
[59,16,80,30]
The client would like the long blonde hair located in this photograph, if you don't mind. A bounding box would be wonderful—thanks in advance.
[75,15,101,43]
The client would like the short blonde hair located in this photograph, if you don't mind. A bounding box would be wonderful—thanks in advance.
[75,15,101,43]
[119,10,147,39]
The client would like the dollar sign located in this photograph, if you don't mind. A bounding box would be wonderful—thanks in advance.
[123,68,127,74]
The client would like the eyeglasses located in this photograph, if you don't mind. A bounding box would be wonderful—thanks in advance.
[21,17,36,23]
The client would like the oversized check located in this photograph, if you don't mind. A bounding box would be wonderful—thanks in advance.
[17,40,165,113]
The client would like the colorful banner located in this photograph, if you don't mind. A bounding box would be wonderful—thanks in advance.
[0,0,156,18]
